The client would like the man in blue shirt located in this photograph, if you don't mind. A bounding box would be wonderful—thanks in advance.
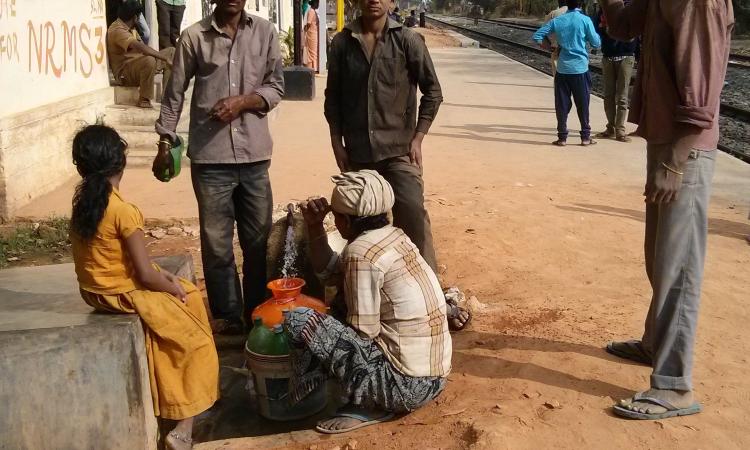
[533,0,601,146]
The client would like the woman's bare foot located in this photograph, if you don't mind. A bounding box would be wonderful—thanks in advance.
[165,417,194,450]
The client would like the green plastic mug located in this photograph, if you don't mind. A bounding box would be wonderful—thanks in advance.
[158,134,185,182]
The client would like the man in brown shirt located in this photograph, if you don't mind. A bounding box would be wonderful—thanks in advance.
[107,0,175,108]
[155,0,284,334]
[599,0,734,420]
[324,0,442,274]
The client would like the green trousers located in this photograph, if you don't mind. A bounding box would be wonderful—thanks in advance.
[601,56,635,137]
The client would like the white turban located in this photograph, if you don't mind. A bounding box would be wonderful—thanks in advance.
[330,170,395,217]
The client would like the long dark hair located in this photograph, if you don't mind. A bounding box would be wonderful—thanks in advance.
[71,125,128,240]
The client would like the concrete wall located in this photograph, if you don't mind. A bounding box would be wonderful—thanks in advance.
[0,0,110,117]
[0,0,111,221]
[0,263,158,450]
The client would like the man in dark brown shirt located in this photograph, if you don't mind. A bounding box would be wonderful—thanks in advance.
[324,0,442,273]
[600,0,734,420]
[154,0,284,334]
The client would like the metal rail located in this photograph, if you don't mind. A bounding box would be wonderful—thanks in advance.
[450,14,750,68]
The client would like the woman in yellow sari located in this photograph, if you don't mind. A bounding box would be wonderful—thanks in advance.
[69,125,218,450]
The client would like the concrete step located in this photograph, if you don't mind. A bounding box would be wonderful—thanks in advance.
[102,104,191,128]
[118,124,189,149]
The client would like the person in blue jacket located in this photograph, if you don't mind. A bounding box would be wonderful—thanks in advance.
[533,0,601,146]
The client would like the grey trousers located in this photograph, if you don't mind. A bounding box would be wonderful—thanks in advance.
[602,56,635,137]
[191,162,273,325]
[642,146,716,391]
[351,155,438,271]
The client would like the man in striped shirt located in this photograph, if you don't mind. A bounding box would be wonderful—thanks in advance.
[284,170,451,434]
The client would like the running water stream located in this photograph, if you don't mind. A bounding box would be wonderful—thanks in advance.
[280,203,298,278]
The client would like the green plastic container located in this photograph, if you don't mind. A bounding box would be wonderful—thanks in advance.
[157,134,185,182]
[245,318,327,421]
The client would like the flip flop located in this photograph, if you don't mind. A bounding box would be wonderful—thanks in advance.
[581,139,597,146]
[315,407,394,434]
[613,393,702,420]
[605,340,652,365]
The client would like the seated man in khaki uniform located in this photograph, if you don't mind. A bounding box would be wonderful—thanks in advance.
[107,0,175,108]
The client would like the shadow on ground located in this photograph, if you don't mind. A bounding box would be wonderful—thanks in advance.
[557,203,750,241]
[452,330,637,400]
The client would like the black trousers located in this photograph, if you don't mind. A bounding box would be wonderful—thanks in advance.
[191,162,273,325]
[155,0,186,50]
[554,71,592,141]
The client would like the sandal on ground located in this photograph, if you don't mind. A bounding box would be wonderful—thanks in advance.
[596,130,614,139]
[580,139,597,146]
[552,139,567,147]
[137,98,153,109]
[613,393,702,420]
[605,340,652,365]
[211,318,244,336]
[445,295,472,332]
[315,406,395,434]
[615,135,632,143]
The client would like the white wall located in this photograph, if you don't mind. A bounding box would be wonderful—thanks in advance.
[0,0,110,117]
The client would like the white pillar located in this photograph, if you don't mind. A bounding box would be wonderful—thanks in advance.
[318,5,327,72]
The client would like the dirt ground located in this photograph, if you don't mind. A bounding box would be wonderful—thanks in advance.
[6,27,750,450]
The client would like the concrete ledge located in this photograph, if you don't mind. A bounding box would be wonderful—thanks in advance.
[446,30,480,48]
[0,255,194,450]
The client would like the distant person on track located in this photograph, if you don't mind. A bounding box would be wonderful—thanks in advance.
[599,0,734,420]
[405,9,419,27]
[469,4,482,26]
[542,1,568,75]
[533,0,601,147]
[593,3,638,142]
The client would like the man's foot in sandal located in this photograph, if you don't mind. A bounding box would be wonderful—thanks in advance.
[137,97,153,109]
[613,389,701,420]
[605,340,652,365]
[552,139,567,147]
[580,138,597,146]
[315,405,394,434]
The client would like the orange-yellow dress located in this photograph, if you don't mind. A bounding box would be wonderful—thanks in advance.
[71,188,219,420]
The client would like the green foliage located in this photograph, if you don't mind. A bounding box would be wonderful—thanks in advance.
[0,218,71,268]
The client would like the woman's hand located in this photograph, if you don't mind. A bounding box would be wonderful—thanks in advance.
[170,278,187,303]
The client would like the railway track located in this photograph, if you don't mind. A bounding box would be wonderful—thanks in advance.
[427,14,750,162]
[473,15,750,68]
